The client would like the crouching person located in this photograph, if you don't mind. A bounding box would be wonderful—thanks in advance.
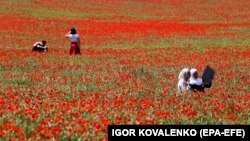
[177,68,191,93]
[32,40,48,52]
[189,67,214,93]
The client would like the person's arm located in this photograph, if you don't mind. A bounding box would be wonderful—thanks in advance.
[33,42,39,47]
[65,31,71,38]
[202,82,212,88]
[34,42,45,48]
[36,44,47,49]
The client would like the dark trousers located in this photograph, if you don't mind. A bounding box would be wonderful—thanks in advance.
[190,82,212,93]
[32,47,48,52]
[190,85,205,92]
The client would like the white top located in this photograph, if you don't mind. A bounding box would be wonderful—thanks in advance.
[189,68,203,85]
[177,68,191,93]
[67,34,79,42]
[33,42,47,48]
[190,78,203,85]
[178,79,191,92]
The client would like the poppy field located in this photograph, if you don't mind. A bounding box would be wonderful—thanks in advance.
[0,0,250,140]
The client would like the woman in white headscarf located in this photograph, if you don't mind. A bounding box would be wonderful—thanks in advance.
[177,68,191,93]
[189,68,204,92]
[190,69,203,85]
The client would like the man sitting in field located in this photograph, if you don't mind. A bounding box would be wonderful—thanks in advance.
[32,40,48,52]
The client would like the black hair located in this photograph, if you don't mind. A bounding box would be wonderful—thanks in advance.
[42,40,46,45]
[70,28,77,34]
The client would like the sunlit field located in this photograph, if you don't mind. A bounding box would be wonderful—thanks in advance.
[0,0,250,140]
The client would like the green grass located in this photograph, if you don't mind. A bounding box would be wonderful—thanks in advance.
[1,77,33,86]
[93,36,250,49]
[1,0,249,22]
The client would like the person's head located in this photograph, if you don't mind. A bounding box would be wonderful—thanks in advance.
[190,69,198,79]
[70,28,77,34]
[178,68,190,81]
[41,40,46,45]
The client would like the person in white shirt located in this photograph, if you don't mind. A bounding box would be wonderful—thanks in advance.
[32,40,48,52]
[65,28,81,55]
[177,68,191,93]
[189,68,213,92]
[189,69,203,85]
